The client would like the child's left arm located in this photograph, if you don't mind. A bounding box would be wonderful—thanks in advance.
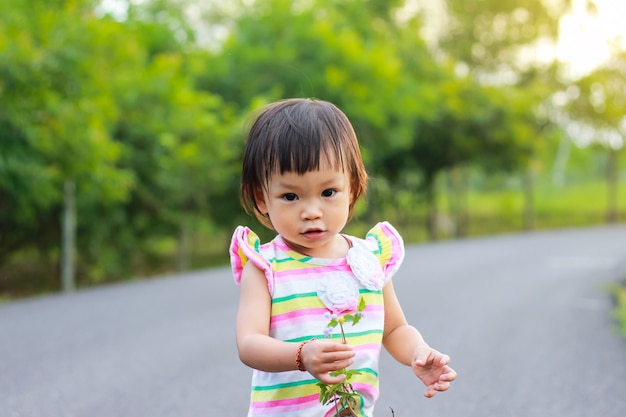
[381,280,457,398]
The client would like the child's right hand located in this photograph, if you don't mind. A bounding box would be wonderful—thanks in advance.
[299,339,355,384]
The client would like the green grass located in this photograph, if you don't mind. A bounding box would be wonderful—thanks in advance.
[612,281,626,337]
[460,178,626,233]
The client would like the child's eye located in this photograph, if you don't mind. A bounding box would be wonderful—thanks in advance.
[282,193,298,201]
[321,189,336,197]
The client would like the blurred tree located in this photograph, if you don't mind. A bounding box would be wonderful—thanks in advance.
[440,0,565,78]
[565,50,626,223]
[76,0,236,279]
[432,0,569,233]
[0,0,233,288]
[0,0,132,275]
[380,69,538,237]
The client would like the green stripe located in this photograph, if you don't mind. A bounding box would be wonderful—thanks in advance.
[343,329,384,338]
[359,289,382,295]
[286,329,383,343]
[272,292,318,304]
[252,378,318,391]
[358,367,379,377]
[275,255,312,263]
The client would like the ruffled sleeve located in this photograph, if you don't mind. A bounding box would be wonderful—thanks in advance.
[229,226,274,293]
[363,221,405,282]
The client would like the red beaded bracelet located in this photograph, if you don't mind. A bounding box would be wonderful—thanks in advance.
[295,338,315,371]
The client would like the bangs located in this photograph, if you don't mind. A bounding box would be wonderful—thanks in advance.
[246,99,353,187]
[266,109,345,176]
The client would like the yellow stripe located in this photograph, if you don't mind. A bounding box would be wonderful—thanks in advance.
[251,379,319,401]
[271,295,325,315]
[360,292,383,306]
[342,330,383,346]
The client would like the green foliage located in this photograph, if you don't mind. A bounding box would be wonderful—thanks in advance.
[0,0,132,263]
[0,0,236,281]
[317,369,363,416]
[0,0,624,295]
[440,0,562,74]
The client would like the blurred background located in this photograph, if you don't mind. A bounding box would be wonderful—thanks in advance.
[1,0,624,299]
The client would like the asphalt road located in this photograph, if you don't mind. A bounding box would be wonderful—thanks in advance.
[1,225,625,417]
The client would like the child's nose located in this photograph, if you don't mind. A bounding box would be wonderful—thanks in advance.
[301,201,322,220]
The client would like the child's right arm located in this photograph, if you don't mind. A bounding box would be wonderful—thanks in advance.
[236,262,355,384]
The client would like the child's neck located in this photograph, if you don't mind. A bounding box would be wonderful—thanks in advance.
[281,234,351,259]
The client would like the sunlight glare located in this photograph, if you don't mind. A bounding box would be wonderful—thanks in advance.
[556,0,626,78]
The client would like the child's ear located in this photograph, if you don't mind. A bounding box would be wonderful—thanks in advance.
[255,190,268,215]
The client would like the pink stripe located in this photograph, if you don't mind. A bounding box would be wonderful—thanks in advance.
[351,382,379,399]
[274,264,348,279]
[273,272,321,285]
[271,308,328,323]
[353,343,381,354]
[251,393,319,410]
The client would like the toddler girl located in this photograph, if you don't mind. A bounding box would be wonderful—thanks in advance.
[230,98,456,417]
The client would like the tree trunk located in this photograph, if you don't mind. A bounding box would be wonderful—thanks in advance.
[425,174,438,241]
[61,180,76,292]
[453,167,469,237]
[606,148,619,223]
[177,217,191,271]
[445,168,470,238]
[551,134,570,187]
[523,167,535,231]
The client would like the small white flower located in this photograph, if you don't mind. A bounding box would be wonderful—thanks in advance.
[317,275,359,315]
[346,245,385,290]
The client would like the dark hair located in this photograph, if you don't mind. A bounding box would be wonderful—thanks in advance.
[241,98,368,228]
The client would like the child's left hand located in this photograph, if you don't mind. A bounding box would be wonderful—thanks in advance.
[411,344,457,398]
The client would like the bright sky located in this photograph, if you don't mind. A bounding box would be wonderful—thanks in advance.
[98,0,625,80]
[555,0,626,78]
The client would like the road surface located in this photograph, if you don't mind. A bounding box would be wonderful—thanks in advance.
[1,225,625,416]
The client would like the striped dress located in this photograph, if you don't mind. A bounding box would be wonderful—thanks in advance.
[230,222,405,417]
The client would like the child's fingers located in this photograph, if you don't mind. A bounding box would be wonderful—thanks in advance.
[424,386,437,398]
[319,341,354,352]
[317,371,347,385]
[324,348,355,362]
[414,352,451,368]
[320,352,355,373]
[440,366,457,381]
[434,381,451,392]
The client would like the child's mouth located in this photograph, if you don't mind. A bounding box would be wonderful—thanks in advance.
[302,229,325,239]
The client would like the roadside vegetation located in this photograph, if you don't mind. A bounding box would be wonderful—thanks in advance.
[1,0,624,302]
[612,275,626,337]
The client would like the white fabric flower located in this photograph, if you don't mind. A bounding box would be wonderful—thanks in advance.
[317,275,359,315]
[346,245,385,290]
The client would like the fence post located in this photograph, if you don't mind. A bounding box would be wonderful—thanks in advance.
[61,180,76,292]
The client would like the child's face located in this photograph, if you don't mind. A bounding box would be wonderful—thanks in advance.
[256,161,352,258]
